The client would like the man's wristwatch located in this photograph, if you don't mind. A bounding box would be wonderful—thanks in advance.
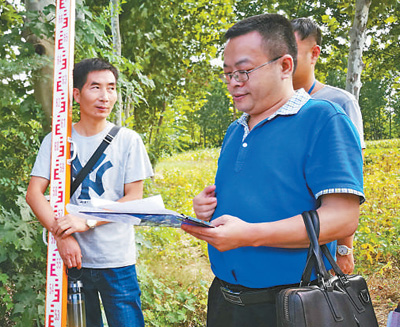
[86,219,97,229]
[337,245,353,256]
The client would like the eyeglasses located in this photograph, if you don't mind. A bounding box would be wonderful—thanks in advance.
[219,56,283,84]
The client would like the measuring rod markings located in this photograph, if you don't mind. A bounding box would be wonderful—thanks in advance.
[46,0,75,326]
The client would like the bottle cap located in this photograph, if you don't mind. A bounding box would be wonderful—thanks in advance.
[68,280,83,293]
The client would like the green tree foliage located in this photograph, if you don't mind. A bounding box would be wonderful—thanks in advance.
[234,1,400,140]
[193,80,235,148]
[118,0,235,160]
[360,78,394,140]
[0,3,48,325]
[0,1,48,208]
[360,0,400,140]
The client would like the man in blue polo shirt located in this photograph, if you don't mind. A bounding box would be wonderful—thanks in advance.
[181,13,363,327]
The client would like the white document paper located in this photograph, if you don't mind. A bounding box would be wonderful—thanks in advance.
[66,195,214,228]
[66,195,183,226]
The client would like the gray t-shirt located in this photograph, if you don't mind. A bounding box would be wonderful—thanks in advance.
[312,85,365,149]
[31,122,154,268]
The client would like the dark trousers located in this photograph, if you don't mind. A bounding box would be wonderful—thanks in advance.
[207,278,278,327]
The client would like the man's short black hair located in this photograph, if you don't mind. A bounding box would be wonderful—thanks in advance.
[73,58,119,90]
[225,13,297,72]
[291,17,322,46]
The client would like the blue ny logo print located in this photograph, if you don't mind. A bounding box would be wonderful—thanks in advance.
[72,153,113,200]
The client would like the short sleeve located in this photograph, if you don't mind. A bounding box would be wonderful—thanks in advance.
[305,112,365,203]
[123,131,154,184]
[30,133,52,180]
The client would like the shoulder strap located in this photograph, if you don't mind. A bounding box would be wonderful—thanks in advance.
[70,125,121,196]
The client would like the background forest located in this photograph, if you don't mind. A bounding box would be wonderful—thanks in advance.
[0,0,400,326]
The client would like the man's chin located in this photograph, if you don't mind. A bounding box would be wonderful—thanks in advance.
[234,104,250,114]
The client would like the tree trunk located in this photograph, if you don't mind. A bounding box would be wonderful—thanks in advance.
[346,0,372,101]
[111,0,122,126]
[23,0,55,131]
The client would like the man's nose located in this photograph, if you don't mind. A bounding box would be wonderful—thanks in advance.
[227,76,244,88]
[99,88,109,101]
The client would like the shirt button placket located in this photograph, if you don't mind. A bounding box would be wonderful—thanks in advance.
[235,141,249,172]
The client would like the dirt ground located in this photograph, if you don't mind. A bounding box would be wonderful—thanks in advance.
[368,270,400,327]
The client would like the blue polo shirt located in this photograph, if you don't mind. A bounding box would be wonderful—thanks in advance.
[209,89,364,288]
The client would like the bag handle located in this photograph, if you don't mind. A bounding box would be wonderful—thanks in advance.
[309,210,347,278]
[303,209,321,278]
[70,125,121,196]
[301,210,348,285]
[300,211,331,284]
[301,211,320,284]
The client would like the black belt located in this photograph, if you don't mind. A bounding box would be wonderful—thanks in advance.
[217,278,298,306]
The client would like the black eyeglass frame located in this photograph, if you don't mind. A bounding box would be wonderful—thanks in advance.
[219,56,283,84]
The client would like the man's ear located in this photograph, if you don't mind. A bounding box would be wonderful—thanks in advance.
[280,54,294,79]
[311,45,321,65]
[73,88,80,104]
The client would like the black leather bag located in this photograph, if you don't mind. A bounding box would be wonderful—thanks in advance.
[276,210,379,327]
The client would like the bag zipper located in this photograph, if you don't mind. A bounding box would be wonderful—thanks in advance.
[282,288,313,323]
[282,289,293,321]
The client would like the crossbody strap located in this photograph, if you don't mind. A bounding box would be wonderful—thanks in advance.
[70,125,121,196]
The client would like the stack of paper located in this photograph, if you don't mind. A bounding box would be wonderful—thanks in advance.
[66,195,214,228]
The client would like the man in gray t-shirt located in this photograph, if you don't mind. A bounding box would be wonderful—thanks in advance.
[291,17,361,277]
[312,85,365,149]
[26,58,153,327]
[291,18,365,150]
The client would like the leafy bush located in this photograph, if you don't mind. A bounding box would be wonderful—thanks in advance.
[136,227,211,326]
[355,147,400,274]
[138,262,209,327]
[0,193,46,327]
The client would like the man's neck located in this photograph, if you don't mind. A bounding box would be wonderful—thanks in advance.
[74,119,108,137]
[248,89,295,130]
[301,76,316,94]
[293,70,325,95]
[296,75,325,96]
[309,80,325,95]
